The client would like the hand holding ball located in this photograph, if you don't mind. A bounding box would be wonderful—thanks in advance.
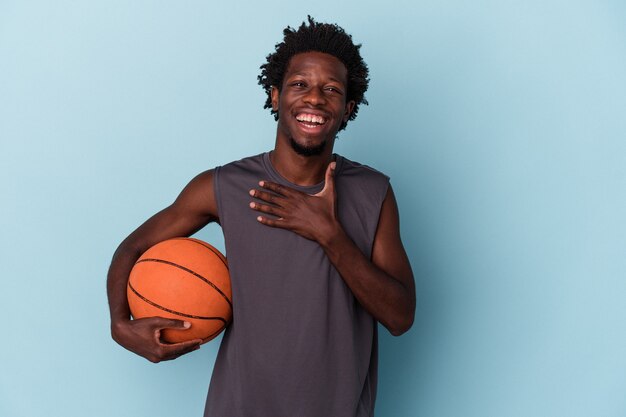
[127,238,232,344]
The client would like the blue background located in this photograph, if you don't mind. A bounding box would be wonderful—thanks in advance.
[1,1,625,416]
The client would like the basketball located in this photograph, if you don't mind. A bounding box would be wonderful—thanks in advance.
[127,237,232,344]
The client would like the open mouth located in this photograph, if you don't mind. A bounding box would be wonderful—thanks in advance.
[295,113,327,129]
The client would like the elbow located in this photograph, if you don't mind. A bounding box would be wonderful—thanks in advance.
[388,320,413,337]
[386,310,415,337]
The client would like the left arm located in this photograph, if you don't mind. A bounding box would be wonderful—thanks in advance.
[250,163,415,336]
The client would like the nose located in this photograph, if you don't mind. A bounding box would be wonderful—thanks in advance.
[303,87,327,106]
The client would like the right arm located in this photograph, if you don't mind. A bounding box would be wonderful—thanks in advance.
[107,169,219,363]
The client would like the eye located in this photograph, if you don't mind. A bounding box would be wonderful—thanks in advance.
[291,81,306,88]
[325,86,343,95]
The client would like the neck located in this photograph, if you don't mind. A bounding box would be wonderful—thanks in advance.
[270,139,335,186]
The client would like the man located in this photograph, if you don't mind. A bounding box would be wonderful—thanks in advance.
[107,16,415,417]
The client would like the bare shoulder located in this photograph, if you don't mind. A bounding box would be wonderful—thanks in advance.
[372,185,414,291]
[376,185,401,238]
[171,169,219,223]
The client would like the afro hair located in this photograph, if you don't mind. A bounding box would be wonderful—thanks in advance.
[258,16,369,131]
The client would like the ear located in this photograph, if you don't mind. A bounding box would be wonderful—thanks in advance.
[271,86,280,111]
[343,100,356,122]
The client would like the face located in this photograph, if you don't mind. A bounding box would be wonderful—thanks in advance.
[271,51,355,156]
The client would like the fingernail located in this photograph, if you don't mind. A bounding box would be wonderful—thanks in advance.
[330,162,336,169]
[259,181,265,186]
[249,189,255,196]
[249,202,255,208]
[183,321,191,328]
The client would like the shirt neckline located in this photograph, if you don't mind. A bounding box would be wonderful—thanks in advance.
[261,152,344,194]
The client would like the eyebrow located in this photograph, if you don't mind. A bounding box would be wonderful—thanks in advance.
[288,72,345,84]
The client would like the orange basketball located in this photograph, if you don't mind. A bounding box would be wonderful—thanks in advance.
[127,237,231,344]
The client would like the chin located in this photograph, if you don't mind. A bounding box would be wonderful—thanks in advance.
[289,137,327,156]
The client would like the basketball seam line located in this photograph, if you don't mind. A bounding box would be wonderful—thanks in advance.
[135,258,233,309]
[203,327,226,341]
[128,281,228,323]
[172,237,228,269]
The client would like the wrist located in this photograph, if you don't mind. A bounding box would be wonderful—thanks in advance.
[317,220,347,252]
[110,317,131,341]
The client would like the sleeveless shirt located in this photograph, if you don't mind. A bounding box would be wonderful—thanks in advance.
[204,152,389,417]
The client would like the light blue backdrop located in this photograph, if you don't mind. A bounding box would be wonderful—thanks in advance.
[1,1,625,416]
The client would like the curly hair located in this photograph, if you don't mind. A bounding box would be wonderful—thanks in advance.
[258,16,369,132]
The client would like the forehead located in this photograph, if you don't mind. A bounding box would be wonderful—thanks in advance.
[284,51,348,85]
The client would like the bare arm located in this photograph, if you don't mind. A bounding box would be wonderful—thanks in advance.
[250,163,415,335]
[107,169,219,362]
[319,186,415,335]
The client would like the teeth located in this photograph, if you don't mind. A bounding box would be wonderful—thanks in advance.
[296,114,326,124]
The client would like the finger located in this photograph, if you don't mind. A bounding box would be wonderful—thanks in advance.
[249,188,284,206]
[149,317,192,330]
[259,180,296,197]
[249,201,284,217]
[160,338,203,361]
[255,215,290,229]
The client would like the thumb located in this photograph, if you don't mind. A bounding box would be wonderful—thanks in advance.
[318,161,336,196]
[158,318,192,330]
[149,318,191,343]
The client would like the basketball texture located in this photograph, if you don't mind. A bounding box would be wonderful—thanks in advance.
[127,237,231,344]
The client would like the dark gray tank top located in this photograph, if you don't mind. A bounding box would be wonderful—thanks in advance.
[204,152,389,417]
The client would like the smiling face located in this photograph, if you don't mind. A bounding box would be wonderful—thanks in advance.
[271,51,355,156]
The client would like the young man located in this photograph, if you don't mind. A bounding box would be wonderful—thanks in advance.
[107,17,415,417]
